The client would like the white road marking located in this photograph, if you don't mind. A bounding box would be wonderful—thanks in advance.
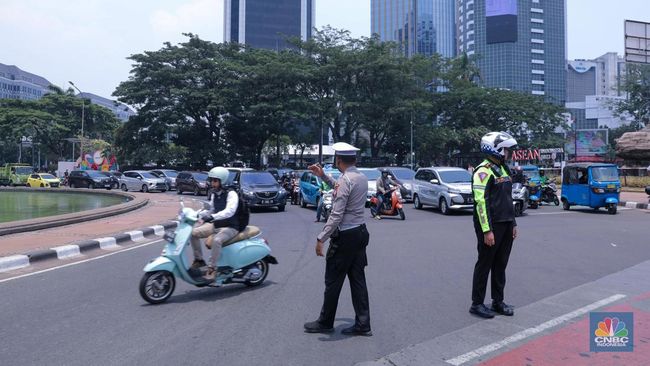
[51,245,81,259]
[126,230,145,241]
[0,239,164,284]
[0,255,30,273]
[149,225,165,236]
[445,294,626,366]
[96,237,118,249]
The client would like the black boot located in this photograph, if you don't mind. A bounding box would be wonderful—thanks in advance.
[303,320,334,334]
[341,325,372,337]
[491,301,514,316]
[469,304,495,319]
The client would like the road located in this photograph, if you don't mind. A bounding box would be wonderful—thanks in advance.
[0,201,648,366]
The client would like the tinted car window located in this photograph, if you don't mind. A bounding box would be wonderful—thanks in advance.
[87,171,105,178]
[359,169,381,180]
[192,173,208,181]
[241,172,277,185]
[178,173,189,180]
[391,169,415,180]
[164,171,178,177]
[438,170,471,183]
[139,172,158,179]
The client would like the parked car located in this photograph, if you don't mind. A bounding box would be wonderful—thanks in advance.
[298,170,340,208]
[97,171,120,189]
[109,171,143,192]
[412,167,474,215]
[123,170,168,192]
[27,173,61,188]
[150,169,178,190]
[378,166,416,201]
[227,168,287,211]
[176,171,209,196]
[357,168,381,207]
[68,170,113,189]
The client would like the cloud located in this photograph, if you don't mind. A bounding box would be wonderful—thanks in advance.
[150,0,223,42]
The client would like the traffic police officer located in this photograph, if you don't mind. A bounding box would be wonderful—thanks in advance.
[304,142,372,336]
[470,132,518,319]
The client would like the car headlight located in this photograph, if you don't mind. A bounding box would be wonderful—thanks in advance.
[198,182,206,187]
[403,183,412,190]
[93,179,102,183]
[242,189,254,197]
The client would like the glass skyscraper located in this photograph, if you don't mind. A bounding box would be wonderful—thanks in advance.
[456,0,567,105]
[371,0,457,58]
[224,0,315,50]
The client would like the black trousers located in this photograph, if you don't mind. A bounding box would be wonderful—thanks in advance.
[472,221,514,305]
[318,224,370,329]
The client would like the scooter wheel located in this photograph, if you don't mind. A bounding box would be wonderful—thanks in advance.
[554,196,560,206]
[244,260,269,287]
[399,208,406,220]
[139,271,175,304]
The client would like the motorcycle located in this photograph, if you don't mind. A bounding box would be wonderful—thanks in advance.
[527,181,541,209]
[540,182,560,206]
[370,187,405,220]
[320,189,333,221]
[512,182,529,217]
[139,199,278,304]
[291,180,300,205]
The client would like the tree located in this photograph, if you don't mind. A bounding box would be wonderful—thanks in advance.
[617,63,650,127]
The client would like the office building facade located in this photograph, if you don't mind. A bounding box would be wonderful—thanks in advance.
[566,52,631,129]
[456,0,567,104]
[224,0,315,50]
[371,0,457,58]
[0,63,52,101]
[77,92,136,122]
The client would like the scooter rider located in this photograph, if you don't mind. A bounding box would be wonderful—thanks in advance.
[539,169,549,185]
[511,166,526,185]
[190,166,241,282]
[470,131,518,319]
[315,179,331,222]
[375,169,400,218]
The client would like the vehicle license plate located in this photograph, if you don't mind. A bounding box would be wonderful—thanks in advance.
[262,200,271,204]
[163,231,175,243]
[607,184,615,189]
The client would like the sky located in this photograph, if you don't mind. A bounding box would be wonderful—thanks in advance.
[0,0,648,99]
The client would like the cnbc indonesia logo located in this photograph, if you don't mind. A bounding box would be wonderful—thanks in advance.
[590,313,633,352]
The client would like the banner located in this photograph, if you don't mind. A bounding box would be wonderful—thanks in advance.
[565,130,609,157]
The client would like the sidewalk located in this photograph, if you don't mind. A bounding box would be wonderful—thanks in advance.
[0,192,192,257]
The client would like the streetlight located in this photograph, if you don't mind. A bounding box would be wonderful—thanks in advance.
[68,81,85,162]
[410,112,414,170]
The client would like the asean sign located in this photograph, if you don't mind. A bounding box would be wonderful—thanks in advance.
[511,149,541,161]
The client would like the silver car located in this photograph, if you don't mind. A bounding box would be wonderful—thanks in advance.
[112,172,144,192]
[150,169,178,190]
[123,170,168,192]
[412,167,474,215]
[357,168,381,207]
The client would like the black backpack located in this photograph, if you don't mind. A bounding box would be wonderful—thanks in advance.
[235,193,250,231]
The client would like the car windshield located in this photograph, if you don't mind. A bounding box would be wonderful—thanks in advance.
[162,171,178,177]
[40,174,56,179]
[98,172,111,177]
[140,172,158,179]
[15,167,34,174]
[439,170,472,183]
[192,173,208,181]
[242,172,277,186]
[592,167,619,182]
[359,169,381,180]
[391,169,415,180]
[87,171,105,178]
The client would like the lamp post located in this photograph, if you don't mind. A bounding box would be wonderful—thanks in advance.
[68,81,85,162]
[410,112,414,170]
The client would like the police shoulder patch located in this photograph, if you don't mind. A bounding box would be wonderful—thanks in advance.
[478,172,488,183]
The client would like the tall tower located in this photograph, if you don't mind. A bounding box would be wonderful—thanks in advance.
[456,0,567,105]
[224,0,315,50]
[371,0,457,58]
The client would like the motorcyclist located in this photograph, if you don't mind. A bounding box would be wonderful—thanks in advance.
[375,169,400,219]
[539,169,549,185]
[190,166,241,282]
[511,166,526,185]
[315,179,331,222]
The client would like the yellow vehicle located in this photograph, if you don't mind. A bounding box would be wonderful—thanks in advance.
[27,173,61,188]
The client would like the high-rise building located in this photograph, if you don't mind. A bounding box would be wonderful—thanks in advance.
[456,0,567,105]
[224,0,315,50]
[566,52,631,129]
[0,63,51,101]
[371,0,457,58]
[77,92,136,123]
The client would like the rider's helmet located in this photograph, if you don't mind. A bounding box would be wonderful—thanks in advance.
[208,167,229,184]
[380,168,389,178]
[480,131,518,162]
[539,170,545,176]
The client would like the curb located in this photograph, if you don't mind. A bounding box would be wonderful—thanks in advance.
[618,200,649,210]
[0,221,179,273]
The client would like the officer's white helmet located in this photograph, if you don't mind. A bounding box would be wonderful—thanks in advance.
[208,167,229,183]
[480,132,518,159]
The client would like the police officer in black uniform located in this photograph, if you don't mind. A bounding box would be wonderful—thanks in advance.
[470,132,519,319]
[303,142,372,336]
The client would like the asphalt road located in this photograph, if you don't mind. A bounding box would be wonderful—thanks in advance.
[0,201,648,366]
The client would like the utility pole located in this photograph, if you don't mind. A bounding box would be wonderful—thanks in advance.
[410,113,414,170]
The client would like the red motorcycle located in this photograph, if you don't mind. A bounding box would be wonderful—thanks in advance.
[370,188,405,220]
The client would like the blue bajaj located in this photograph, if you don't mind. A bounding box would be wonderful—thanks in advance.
[561,163,620,215]
[139,200,277,304]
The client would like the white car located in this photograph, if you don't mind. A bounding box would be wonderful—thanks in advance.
[112,172,144,192]
[412,167,474,215]
[123,170,168,192]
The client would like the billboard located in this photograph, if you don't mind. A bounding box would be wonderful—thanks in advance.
[625,20,650,64]
[486,0,517,44]
[565,130,609,157]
